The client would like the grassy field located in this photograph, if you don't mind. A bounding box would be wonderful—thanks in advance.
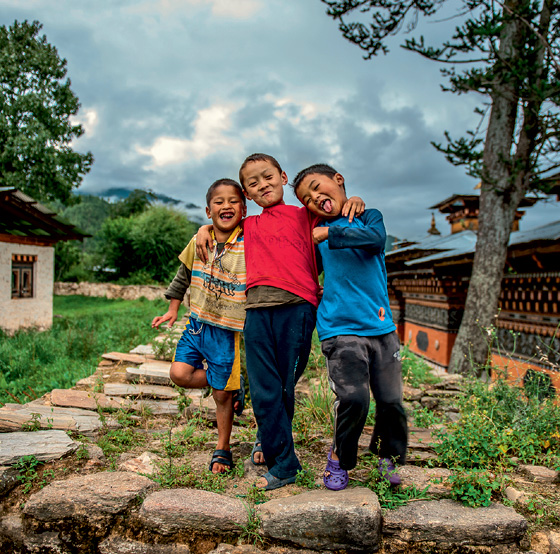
[0,295,185,406]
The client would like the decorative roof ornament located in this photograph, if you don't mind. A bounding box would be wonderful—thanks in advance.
[427,213,441,236]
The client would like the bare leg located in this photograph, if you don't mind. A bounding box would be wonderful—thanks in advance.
[211,388,234,474]
[169,361,208,388]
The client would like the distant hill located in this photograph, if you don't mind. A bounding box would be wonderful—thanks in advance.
[87,187,201,210]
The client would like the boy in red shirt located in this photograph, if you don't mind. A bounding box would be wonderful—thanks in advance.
[198,153,363,489]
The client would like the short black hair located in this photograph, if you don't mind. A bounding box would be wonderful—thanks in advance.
[291,163,339,196]
[238,153,283,187]
[206,178,246,207]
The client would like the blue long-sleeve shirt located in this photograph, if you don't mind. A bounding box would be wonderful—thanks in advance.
[316,208,396,341]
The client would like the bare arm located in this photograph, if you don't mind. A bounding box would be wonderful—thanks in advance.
[151,298,183,329]
[342,196,365,223]
[195,225,213,263]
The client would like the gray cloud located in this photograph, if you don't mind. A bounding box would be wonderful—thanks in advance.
[1,0,558,238]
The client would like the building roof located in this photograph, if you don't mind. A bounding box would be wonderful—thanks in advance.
[429,194,538,213]
[0,187,90,244]
[387,220,560,268]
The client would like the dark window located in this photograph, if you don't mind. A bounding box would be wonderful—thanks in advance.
[11,256,36,298]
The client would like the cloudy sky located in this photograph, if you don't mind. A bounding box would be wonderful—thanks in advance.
[2,0,559,238]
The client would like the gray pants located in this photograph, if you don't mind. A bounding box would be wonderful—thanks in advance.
[322,331,408,470]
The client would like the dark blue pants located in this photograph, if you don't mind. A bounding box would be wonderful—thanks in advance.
[244,303,315,479]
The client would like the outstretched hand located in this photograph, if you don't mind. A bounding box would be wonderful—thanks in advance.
[151,311,177,329]
[195,225,214,263]
[342,196,365,223]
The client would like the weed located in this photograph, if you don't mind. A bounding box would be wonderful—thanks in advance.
[15,455,43,494]
[412,406,443,428]
[152,328,179,361]
[294,374,334,442]
[401,344,441,388]
[524,494,560,526]
[366,473,429,511]
[433,376,560,470]
[296,463,319,489]
[237,505,264,545]
[174,385,192,416]
[238,484,268,505]
[21,412,43,432]
[97,427,145,457]
[447,469,504,507]
[151,458,228,493]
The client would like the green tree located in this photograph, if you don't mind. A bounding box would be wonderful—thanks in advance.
[109,189,158,218]
[0,20,93,204]
[322,0,560,374]
[97,205,198,283]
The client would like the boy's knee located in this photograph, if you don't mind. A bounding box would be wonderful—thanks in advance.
[212,389,232,405]
[170,364,191,387]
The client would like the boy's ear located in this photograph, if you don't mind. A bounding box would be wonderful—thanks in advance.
[334,173,345,187]
[281,171,288,186]
[243,188,252,201]
[205,206,212,219]
[242,204,247,217]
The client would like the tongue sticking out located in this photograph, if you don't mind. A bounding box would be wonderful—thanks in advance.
[322,199,333,213]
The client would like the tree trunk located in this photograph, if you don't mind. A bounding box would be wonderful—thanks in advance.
[449,0,528,375]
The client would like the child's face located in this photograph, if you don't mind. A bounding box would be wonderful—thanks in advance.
[296,173,347,219]
[206,185,246,234]
[240,160,288,208]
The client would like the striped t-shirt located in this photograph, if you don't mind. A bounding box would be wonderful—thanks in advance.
[178,226,246,332]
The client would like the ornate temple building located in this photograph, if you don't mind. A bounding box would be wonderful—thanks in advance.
[386,190,560,395]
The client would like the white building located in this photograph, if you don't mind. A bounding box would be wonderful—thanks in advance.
[0,188,88,334]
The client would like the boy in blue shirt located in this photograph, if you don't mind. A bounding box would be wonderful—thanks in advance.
[292,163,408,490]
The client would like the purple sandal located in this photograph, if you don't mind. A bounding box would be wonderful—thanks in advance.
[323,450,349,491]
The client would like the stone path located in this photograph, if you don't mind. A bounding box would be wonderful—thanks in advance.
[1,325,559,554]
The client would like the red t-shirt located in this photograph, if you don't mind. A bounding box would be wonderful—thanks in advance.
[243,204,320,307]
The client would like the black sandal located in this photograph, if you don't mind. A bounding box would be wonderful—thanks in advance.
[232,374,246,416]
[209,449,233,473]
[251,440,266,466]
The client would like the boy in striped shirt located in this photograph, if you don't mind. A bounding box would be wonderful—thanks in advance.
[152,178,247,474]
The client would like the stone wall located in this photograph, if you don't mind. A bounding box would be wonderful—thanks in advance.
[0,241,54,334]
[54,281,167,302]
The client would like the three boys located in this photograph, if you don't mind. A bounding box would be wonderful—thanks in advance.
[157,155,405,490]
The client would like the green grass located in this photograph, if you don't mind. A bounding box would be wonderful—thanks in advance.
[0,295,184,405]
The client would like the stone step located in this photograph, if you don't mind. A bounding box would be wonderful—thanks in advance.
[126,362,172,386]
[104,383,179,400]
[129,344,155,356]
[24,472,157,522]
[102,352,147,364]
[258,487,381,551]
[139,489,248,535]
[50,389,122,411]
[383,499,527,547]
[0,430,78,465]
[0,404,114,435]
[115,399,180,416]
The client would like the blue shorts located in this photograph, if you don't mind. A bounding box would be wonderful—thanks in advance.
[173,318,241,391]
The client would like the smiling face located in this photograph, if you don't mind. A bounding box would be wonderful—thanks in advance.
[240,160,288,208]
[296,172,347,219]
[206,184,247,242]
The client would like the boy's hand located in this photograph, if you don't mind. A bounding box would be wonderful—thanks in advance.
[151,311,178,329]
[195,225,213,263]
[342,196,365,223]
[313,227,329,244]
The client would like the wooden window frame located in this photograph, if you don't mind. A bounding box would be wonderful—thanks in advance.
[11,254,37,299]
